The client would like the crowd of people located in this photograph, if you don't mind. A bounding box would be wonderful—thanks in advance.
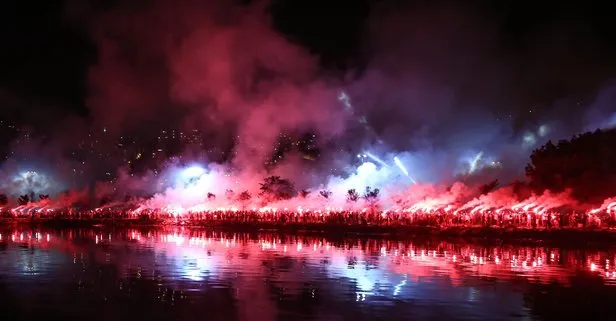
[2,207,612,229]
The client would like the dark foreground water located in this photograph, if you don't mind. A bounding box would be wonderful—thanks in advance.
[1,228,616,321]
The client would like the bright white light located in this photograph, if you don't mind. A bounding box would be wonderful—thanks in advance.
[523,132,536,148]
[173,165,209,190]
[20,171,36,177]
[364,152,389,168]
[182,165,206,179]
[393,279,407,296]
[11,170,52,195]
[538,124,549,137]
[393,157,409,176]
[394,156,417,184]
[356,162,378,178]
[469,152,484,174]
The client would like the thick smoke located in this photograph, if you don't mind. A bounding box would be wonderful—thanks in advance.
[0,124,84,197]
[583,82,616,131]
[85,0,346,164]
[344,6,535,183]
[335,3,616,188]
[2,0,616,213]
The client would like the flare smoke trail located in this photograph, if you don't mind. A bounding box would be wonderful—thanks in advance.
[394,156,416,184]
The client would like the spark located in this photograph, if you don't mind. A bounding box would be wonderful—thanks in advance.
[364,151,389,168]
[469,151,484,174]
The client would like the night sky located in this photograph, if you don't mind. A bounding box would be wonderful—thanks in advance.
[1,0,615,121]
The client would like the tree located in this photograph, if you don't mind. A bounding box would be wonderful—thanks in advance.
[259,176,296,202]
[39,194,50,202]
[0,194,8,206]
[478,179,499,195]
[363,186,380,204]
[525,128,616,203]
[319,190,332,199]
[238,191,252,201]
[347,189,359,202]
[207,192,216,200]
[18,194,30,206]
[238,191,252,209]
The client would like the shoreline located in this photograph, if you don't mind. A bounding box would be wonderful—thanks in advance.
[3,218,616,247]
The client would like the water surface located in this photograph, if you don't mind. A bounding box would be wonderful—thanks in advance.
[1,227,615,320]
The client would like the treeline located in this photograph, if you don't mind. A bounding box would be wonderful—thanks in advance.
[195,176,381,207]
[526,128,616,203]
[0,193,49,206]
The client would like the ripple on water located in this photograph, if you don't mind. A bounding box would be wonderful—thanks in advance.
[1,228,616,320]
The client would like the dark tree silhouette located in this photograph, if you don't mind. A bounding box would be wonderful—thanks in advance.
[238,191,252,209]
[319,190,332,199]
[525,129,616,203]
[39,194,50,201]
[478,179,499,195]
[347,189,359,202]
[260,176,297,201]
[363,186,380,204]
[259,176,296,202]
[18,194,30,205]
[0,194,7,206]
[207,192,216,200]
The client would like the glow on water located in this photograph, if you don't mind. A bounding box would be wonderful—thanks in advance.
[2,228,616,320]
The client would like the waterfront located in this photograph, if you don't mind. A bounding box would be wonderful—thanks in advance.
[1,228,616,320]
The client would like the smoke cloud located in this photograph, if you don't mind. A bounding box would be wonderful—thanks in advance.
[1,0,616,212]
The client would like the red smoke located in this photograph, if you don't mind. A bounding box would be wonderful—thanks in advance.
[82,0,347,176]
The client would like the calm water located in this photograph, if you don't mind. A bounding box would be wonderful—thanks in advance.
[1,228,615,321]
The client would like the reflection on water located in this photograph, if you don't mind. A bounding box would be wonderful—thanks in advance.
[1,228,616,320]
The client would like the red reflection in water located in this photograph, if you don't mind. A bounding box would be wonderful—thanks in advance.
[4,228,616,289]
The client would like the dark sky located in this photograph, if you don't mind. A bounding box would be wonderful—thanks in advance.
[1,0,616,125]
[0,1,93,118]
